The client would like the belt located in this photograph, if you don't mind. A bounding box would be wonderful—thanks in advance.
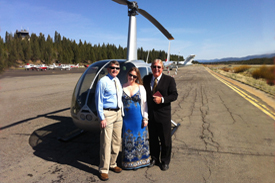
[104,108,120,111]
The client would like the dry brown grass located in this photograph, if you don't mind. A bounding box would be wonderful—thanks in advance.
[220,67,231,72]
[252,65,275,85]
[206,64,275,96]
[232,65,251,73]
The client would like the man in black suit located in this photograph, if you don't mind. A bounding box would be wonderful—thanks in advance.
[143,59,178,171]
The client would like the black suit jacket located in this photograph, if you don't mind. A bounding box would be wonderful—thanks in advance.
[143,73,178,124]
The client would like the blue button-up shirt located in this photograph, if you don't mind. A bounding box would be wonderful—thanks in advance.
[95,73,119,121]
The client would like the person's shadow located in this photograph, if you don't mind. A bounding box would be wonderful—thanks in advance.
[28,111,105,176]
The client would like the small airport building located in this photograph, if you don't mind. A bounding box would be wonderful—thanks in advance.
[16,30,29,40]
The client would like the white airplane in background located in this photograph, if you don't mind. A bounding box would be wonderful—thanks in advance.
[62,64,72,70]
[24,63,36,70]
[163,41,174,70]
[56,64,70,70]
[36,64,48,71]
[48,63,71,70]
[162,42,195,69]
[177,54,196,66]
[48,63,58,70]
[24,63,48,71]
[69,63,79,68]
[47,64,55,70]
[162,42,196,68]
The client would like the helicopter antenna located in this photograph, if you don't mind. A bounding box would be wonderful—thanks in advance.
[112,0,174,61]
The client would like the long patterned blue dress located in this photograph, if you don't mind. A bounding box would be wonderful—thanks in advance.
[122,90,150,169]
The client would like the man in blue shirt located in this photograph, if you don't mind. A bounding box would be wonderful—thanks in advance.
[95,60,123,181]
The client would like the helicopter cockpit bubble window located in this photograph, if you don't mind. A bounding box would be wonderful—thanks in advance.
[138,67,148,80]
[71,61,108,115]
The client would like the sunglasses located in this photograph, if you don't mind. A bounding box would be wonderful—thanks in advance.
[129,73,137,79]
[109,66,120,70]
[152,65,162,69]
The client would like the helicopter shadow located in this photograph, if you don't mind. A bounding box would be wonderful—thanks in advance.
[29,114,102,175]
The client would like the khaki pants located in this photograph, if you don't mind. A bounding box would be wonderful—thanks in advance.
[99,109,122,174]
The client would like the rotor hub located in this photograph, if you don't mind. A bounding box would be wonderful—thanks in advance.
[128,1,138,16]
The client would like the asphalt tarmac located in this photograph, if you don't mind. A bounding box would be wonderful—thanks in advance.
[0,66,274,182]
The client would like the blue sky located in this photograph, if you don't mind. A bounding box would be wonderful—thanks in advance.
[0,0,274,60]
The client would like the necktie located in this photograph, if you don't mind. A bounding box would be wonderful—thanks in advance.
[152,78,157,94]
[114,79,121,108]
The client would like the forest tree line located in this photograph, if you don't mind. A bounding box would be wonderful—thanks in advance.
[0,31,183,73]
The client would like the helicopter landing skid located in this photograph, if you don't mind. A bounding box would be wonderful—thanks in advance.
[171,120,180,136]
[58,128,85,142]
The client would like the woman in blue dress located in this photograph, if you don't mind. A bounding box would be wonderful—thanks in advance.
[122,67,150,170]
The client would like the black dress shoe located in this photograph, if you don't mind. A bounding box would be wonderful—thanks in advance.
[149,159,157,168]
[161,164,169,171]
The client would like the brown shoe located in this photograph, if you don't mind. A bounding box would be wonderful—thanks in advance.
[100,173,109,181]
[110,166,122,173]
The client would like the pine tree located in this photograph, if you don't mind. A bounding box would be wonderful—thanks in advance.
[72,41,80,63]
[45,35,53,64]
[16,36,25,61]
[78,39,84,62]
[54,31,61,44]
[5,31,12,43]
[30,34,41,61]
[22,39,32,62]
[38,33,46,62]
[0,36,6,72]
[90,48,96,62]
[118,45,125,59]
[8,41,18,67]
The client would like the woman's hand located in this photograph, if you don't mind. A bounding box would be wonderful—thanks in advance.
[142,120,148,127]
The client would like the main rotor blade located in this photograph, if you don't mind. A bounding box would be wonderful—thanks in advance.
[112,0,129,5]
[138,8,174,40]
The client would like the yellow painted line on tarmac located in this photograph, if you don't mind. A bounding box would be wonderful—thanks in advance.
[206,68,275,120]
[210,70,271,112]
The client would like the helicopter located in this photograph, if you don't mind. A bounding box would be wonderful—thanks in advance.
[70,0,179,133]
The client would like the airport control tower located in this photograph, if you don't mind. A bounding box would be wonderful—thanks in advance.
[16,30,29,39]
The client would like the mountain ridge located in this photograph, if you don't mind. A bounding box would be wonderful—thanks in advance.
[198,52,275,63]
